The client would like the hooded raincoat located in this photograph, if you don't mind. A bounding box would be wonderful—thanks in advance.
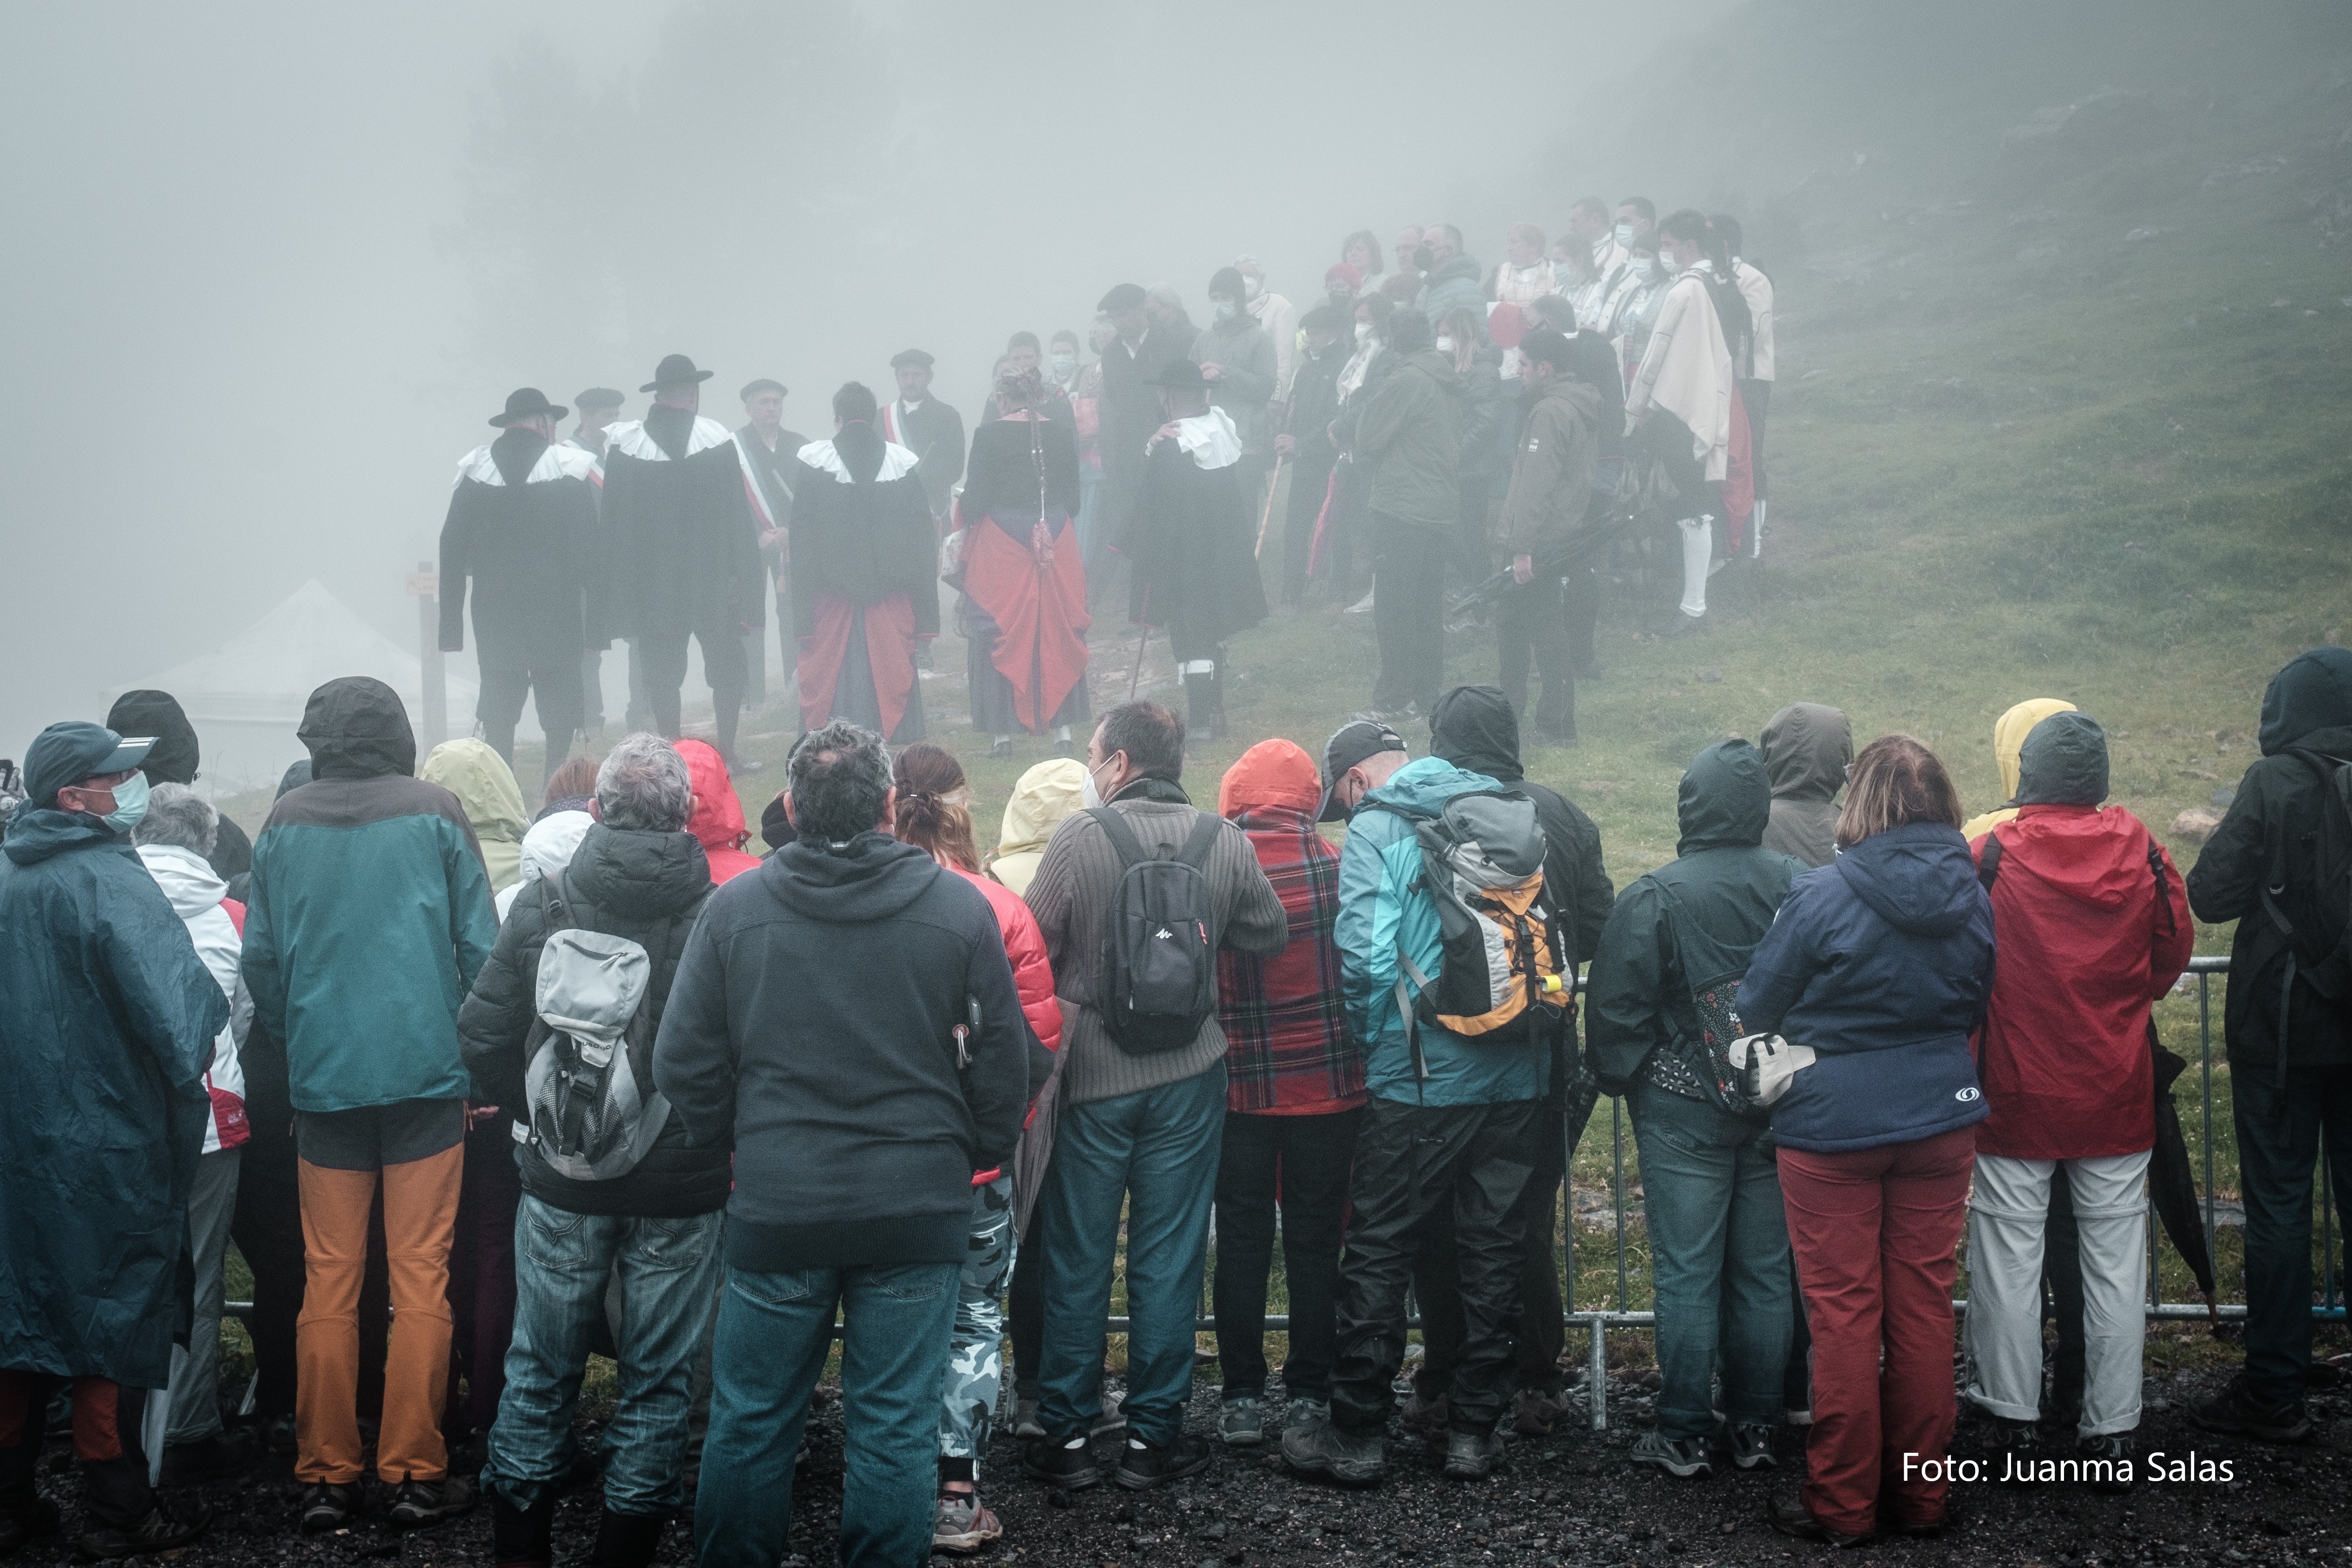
[1959,698,2076,841]
[1587,741,1803,1095]
[107,689,253,884]
[985,758,1087,898]
[1971,714,2193,1159]
[2187,646,2352,1071]
[676,739,761,884]
[1759,703,1853,869]
[495,808,593,922]
[0,806,226,1387]
[421,737,529,894]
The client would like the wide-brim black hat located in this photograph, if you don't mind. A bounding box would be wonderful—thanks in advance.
[641,353,715,392]
[1151,358,1210,391]
[490,387,568,428]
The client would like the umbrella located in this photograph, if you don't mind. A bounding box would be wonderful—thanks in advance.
[2148,1019,2222,1320]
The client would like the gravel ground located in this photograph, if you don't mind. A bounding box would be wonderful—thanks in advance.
[12,1363,2349,1566]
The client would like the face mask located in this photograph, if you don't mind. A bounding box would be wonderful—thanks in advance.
[1355,322,1372,344]
[1213,300,1239,321]
[1079,762,1108,811]
[1434,335,1455,353]
[1245,275,1264,300]
[101,770,149,834]
[1051,353,1074,378]
[1631,257,1657,282]
[1614,223,1634,247]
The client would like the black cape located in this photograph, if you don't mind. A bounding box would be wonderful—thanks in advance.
[437,429,605,669]
[1127,432,1265,649]
[599,407,763,639]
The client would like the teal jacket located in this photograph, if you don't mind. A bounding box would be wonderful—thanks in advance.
[1337,756,1549,1107]
[243,677,498,1113]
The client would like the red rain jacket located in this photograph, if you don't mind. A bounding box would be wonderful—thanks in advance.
[676,739,763,884]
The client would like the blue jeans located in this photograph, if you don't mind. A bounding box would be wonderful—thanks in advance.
[483,1196,723,1516]
[2232,1063,2352,1407]
[1628,1082,1792,1439]
[695,1260,959,1568]
[1037,1063,1225,1445]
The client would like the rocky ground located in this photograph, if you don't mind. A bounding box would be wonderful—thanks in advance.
[12,1361,2350,1568]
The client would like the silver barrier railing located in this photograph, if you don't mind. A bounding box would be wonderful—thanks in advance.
[229,955,2348,1431]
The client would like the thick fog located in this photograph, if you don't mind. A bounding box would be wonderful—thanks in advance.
[0,0,1728,770]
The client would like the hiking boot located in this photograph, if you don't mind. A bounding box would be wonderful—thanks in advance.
[488,1491,556,1568]
[1019,1434,1101,1491]
[1512,1386,1571,1437]
[1279,1417,1386,1487]
[1217,1397,1264,1447]
[387,1474,476,1529]
[73,1502,209,1562]
[2077,1432,2137,1494]
[159,1426,263,1487]
[0,1499,60,1557]
[1011,1397,1045,1440]
[1284,1396,1330,1432]
[1443,1428,1504,1480]
[1397,1390,1448,1438]
[2191,1374,2313,1444]
[584,1508,667,1568]
[1729,1422,1777,1470]
[1629,1430,1713,1480]
[300,1483,361,1535]
[1766,1498,1873,1549]
[1115,1432,1214,1490]
[932,1491,1002,1554]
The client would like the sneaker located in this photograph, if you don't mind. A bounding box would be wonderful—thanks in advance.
[1990,1415,2040,1484]
[2191,1374,2314,1444]
[0,1499,60,1556]
[2077,1432,2137,1494]
[1629,1430,1713,1480]
[159,1426,263,1487]
[1397,1390,1449,1437]
[1512,1386,1570,1437]
[1279,1416,1386,1487]
[300,1484,360,1535]
[1218,1397,1264,1447]
[1765,1497,1873,1549]
[932,1491,1003,1555]
[73,1503,208,1562]
[1011,1397,1045,1440]
[1662,611,1710,638]
[1019,1434,1101,1491]
[1729,1422,1776,1471]
[387,1474,476,1529]
[1115,1432,1215,1490]
[1284,1397,1331,1432]
[260,1412,298,1454]
[1443,1428,1504,1480]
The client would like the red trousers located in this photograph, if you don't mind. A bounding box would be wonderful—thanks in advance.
[1777,1128,1974,1536]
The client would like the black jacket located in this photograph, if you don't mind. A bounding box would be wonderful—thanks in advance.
[1283,341,1348,472]
[652,831,1028,1270]
[438,429,605,669]
[2188,647,2352,1070]
[458,823,726,1217]
[600,407,764,639]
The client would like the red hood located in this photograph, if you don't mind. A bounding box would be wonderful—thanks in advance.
[1997,804,2149,914]
[676,739,750,857]
[1218,739,1323,818]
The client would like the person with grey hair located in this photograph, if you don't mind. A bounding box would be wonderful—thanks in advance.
[131,783,262,1487]
[655,719,1030,1565]
[456,731,727,1568]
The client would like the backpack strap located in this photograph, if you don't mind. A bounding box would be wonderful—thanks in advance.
[2146,839,2178,940]
[1976,828,2003,892]
[1086,804,1150,869]
[1172,811,1225,874]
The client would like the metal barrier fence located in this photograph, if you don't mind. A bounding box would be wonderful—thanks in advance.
[228,954,2347,1432]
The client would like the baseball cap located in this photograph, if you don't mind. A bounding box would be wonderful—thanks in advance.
[1318,718,1407,823]
[22,721,155,810]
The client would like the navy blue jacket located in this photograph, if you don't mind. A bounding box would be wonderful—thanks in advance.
[1736,821,1995,1153]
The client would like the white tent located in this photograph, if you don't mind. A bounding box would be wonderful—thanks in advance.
[107,580,488,793]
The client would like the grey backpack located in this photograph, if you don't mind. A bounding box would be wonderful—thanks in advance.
[518,874,686,1181]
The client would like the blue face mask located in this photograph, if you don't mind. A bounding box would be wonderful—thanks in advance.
[102,770,149,834]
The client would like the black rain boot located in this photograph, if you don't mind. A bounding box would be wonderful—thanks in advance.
[585,1508,669,1568]
[488,1491,555,1568]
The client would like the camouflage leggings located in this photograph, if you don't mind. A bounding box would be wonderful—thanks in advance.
[939,1176,1018,1462]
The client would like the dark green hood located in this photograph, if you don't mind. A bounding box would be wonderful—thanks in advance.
[298,677,417,781]
[2015,711,2110,806]
[1677,739,1771,854]
[2260,646,2352,756]
[1759,703,1851,805]
[1429,684,1524,783]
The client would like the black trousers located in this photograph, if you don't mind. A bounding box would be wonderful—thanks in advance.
[1212,1107,1363,1400]
[1564,559,1601,674]
[1453,479,1493,591]
[229,1030,305,1422]
[1370,515,1448,715]
[638,627,747,764]
[1281,460,1334,606]
[1495,573,1578,740]
[1009,1208,1047,1400]
[1329,1097,1540,1436]
[1737,379,1771,502]
[477,664,585,791]
[0,1374,149,1527]
[1414,1096,1569,1398]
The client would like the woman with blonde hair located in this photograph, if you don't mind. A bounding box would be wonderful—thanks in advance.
[1736,736,1997,1545]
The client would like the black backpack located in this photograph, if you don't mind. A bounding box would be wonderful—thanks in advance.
[1088,805,1224,1055]
[2259,750,2352,1002]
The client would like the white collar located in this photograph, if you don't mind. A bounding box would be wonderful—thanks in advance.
[604,415,734,462]
[454,441,599,487]
[796,438,922,484]
[1170,408,1241,470]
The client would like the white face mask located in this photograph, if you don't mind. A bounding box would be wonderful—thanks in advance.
[1614,222,1634,247]
[1631,256,1657,282]
[1354,322,1372,344]
[1245,275,1264,300]
[1213,300,1239,322]
[1079,761,1108,810]
[1051,353,1075,378]
[1434,335,1455,353]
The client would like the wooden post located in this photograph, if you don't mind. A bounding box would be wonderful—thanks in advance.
[410,561,445,750]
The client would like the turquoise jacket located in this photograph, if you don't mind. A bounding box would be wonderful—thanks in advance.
[1337,755,1549,1107]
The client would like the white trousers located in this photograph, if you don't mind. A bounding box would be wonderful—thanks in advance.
[1963,1149,2151,1436]
[1677,515,1713,619]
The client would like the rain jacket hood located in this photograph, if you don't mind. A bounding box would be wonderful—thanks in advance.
[1761,704,1850,804]
[1960,697,2075,840]
[676,739,760,882]
[1677,739,1771,855]
[2015,711,2110,806]
[495,808,593,920]
[988,757,1087,897]
[1835,821,1985,937]
[422,738,528,893]
[105,689,200,784]
[1429,684,1528,783]
[1218,739,1324,817]
[764,831,944,924]
[3,807,116,866]
[2259,646,2352,755]
[298,676,417,781]
[140,838,228,919]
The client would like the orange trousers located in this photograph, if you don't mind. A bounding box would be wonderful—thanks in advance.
[295,1145,462,1484]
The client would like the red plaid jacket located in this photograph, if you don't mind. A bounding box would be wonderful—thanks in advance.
[1216,805,1363,1114]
